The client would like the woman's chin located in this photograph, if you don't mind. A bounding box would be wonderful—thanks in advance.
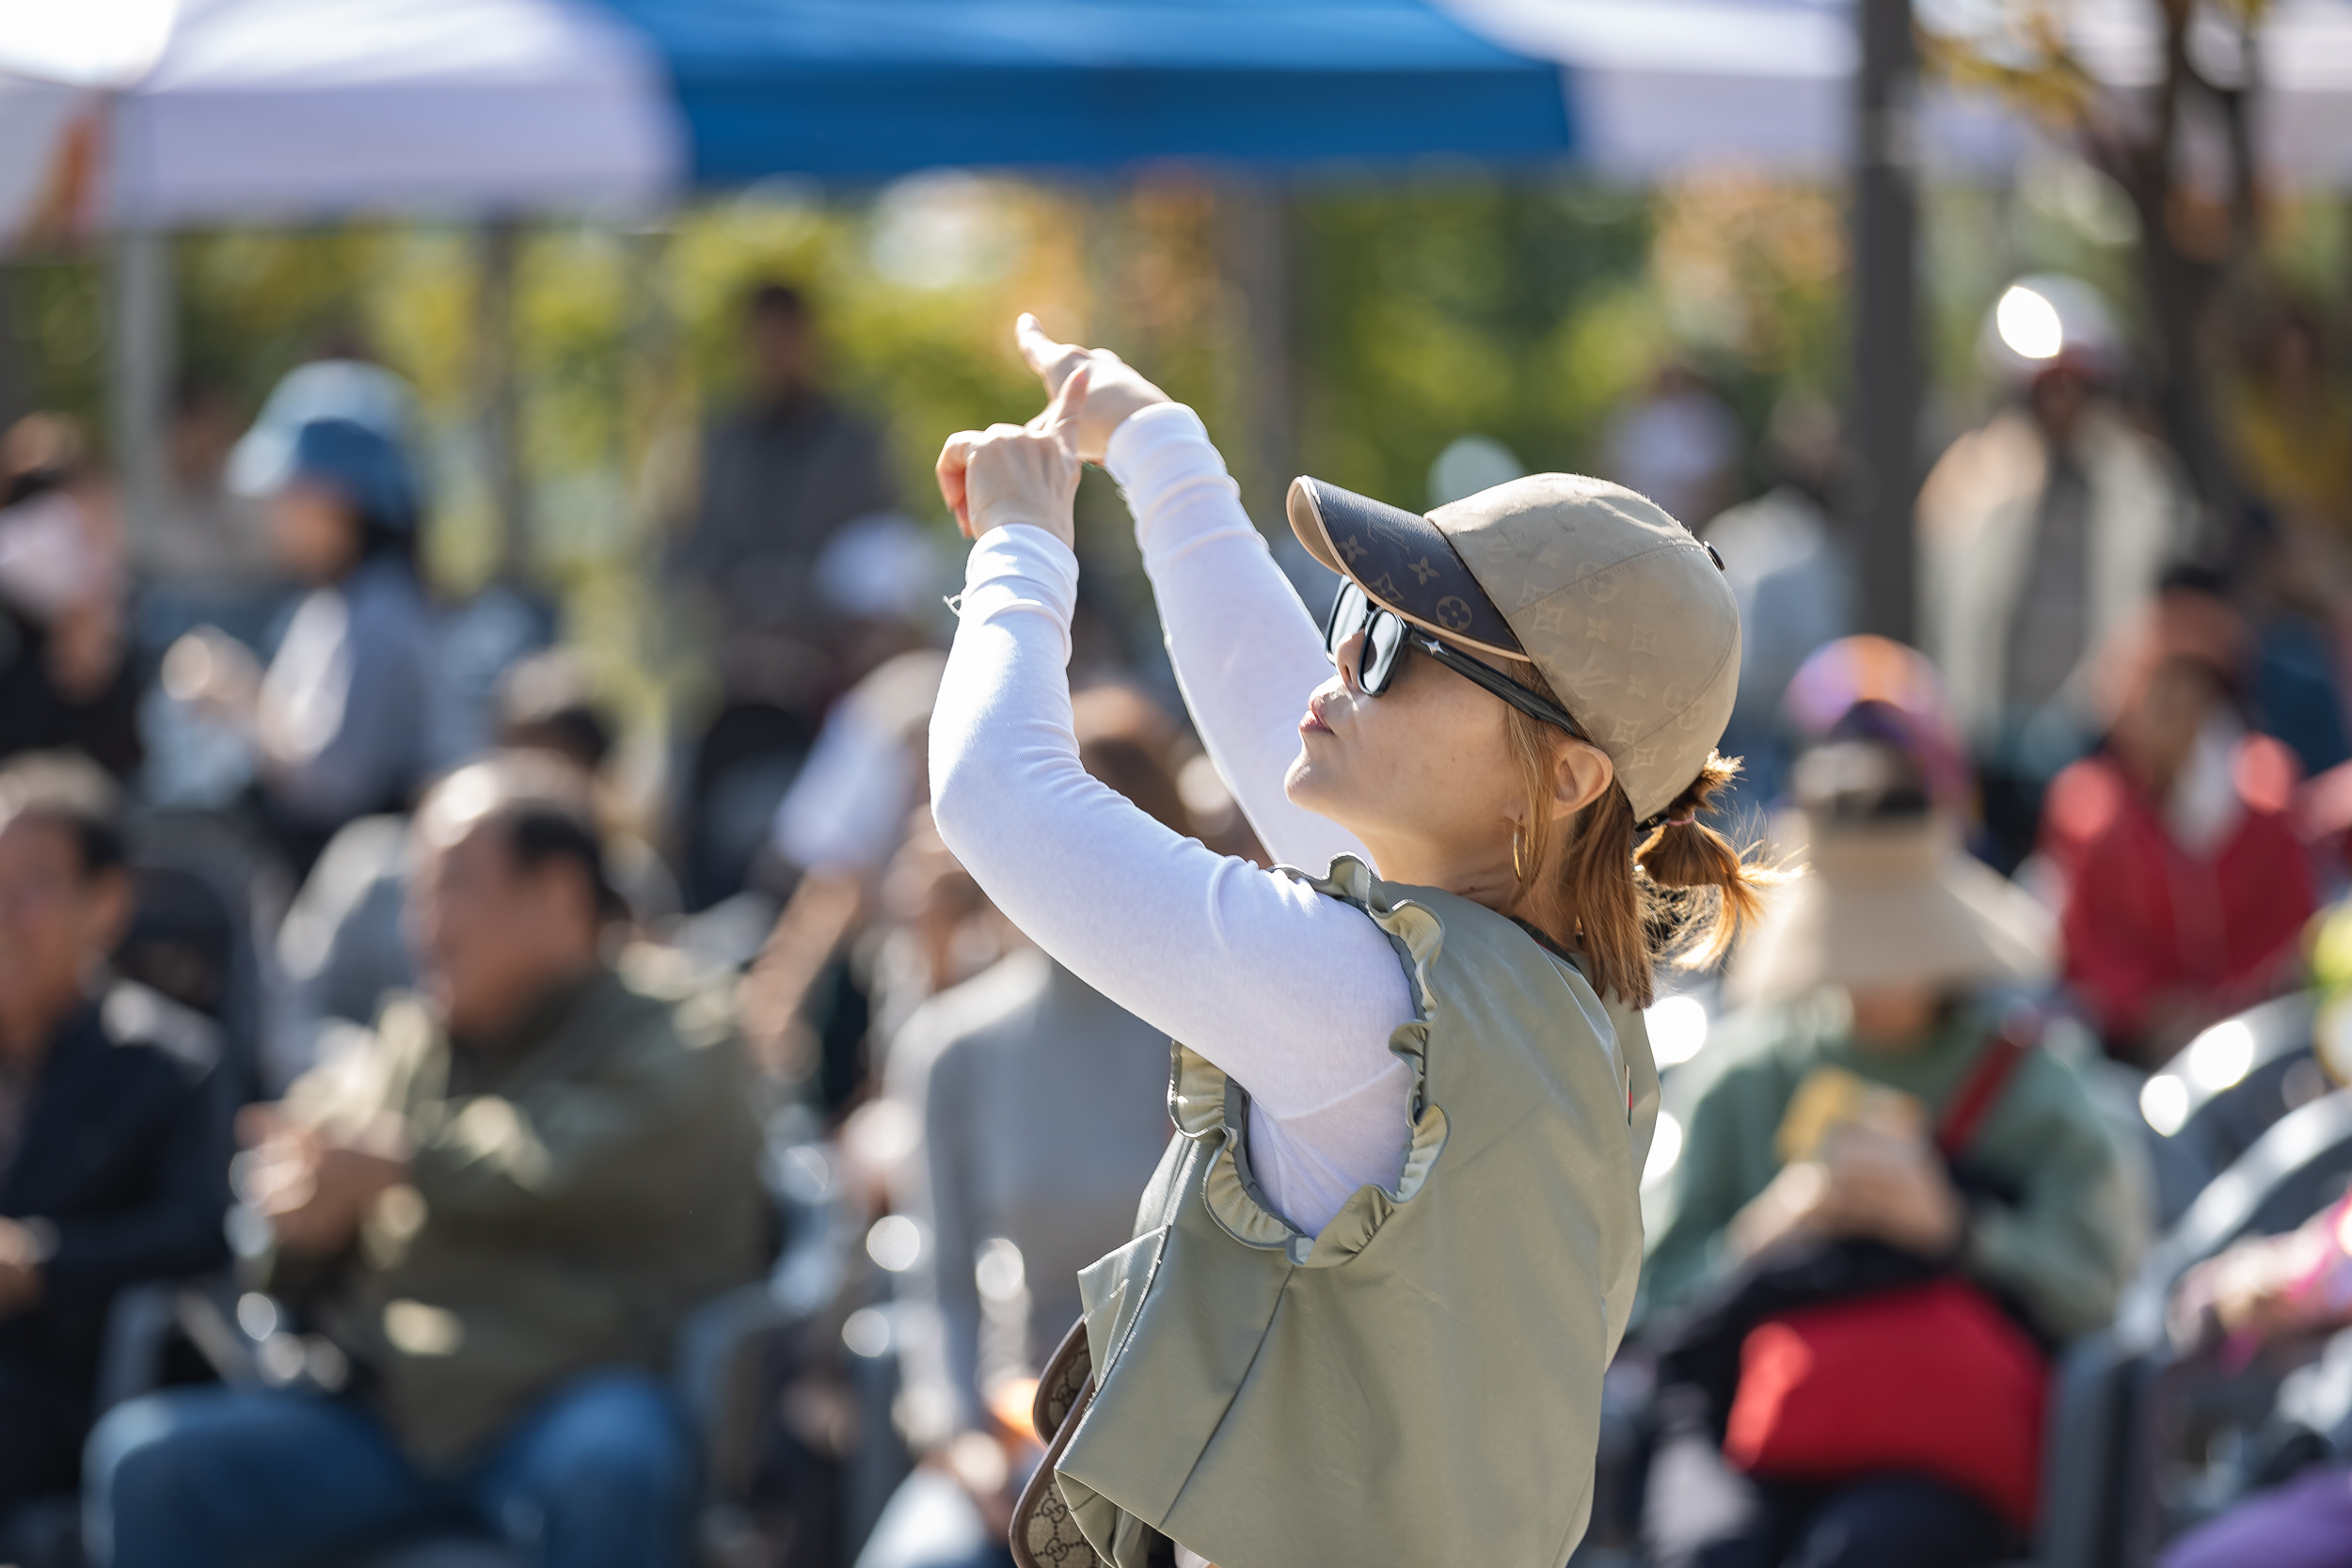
[1282,754,1344,818]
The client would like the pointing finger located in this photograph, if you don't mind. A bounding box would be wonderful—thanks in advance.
[1015,312,1084,388]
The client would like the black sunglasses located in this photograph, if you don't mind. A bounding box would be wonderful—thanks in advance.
[1323,580,1589,741]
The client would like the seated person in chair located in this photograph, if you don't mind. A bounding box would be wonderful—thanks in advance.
[2152,1193,2352,1568]
[1638,743,2144,1568]
[0,752,232,1549]
[86,752,767,1568]
[273,646,678,1088]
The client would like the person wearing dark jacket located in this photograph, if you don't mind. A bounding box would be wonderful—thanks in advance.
[0,419,144,777]
[0,752,231,1541]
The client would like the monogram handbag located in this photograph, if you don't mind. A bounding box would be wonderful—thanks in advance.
[1009,1318,1104,1568]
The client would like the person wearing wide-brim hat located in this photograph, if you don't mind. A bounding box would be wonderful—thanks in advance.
[924,320,1771,1568]
[1724,752,2050,1009]
[1641,741,2143,1568]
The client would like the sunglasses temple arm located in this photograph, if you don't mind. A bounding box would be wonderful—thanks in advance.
[1421,638,1586,741]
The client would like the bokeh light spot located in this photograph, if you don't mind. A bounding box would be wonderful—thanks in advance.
[1996,284,2065,360]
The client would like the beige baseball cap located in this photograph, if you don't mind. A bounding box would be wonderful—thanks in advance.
[1286,472,1741,823]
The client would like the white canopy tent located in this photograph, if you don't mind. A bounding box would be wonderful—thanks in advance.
[109,0,678,227]
[0,0,679,242]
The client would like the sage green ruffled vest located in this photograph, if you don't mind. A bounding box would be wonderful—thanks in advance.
[1055,857,1660,1568]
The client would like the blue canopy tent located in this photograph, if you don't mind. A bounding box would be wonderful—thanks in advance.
[11,0,2352,231]
[604,0,1576,183]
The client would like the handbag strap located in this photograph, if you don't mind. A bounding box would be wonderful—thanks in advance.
[1932,1012,2041,1160]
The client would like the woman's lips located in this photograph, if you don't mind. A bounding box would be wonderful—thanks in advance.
[1300,694,1335,736]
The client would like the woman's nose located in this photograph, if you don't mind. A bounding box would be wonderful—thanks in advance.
[1334,629,1367,695]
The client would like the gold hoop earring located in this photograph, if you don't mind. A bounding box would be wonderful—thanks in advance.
[1512,824,1528,882]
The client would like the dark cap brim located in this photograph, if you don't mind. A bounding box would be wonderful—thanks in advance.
[1286,476,1524,660]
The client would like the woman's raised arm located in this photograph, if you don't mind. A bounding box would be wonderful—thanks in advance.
[1015,318,1370,875]
[925,371,1412,1234]
[926,524,1411,1232]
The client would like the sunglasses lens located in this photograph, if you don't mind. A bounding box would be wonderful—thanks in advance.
[1326,580,1412,693]
[1325,581,1366,663]
[1362,608,1406,693]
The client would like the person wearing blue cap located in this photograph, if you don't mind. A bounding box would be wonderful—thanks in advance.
[166,417,448,869]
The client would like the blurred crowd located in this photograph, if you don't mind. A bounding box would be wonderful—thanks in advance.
[2,268,2352,1568]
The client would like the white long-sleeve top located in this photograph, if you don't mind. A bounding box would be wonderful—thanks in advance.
[928,404,1416,1236]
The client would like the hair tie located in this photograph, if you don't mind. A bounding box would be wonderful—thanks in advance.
[1663,815,1697,829]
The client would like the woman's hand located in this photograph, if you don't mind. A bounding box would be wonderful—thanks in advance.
[1725,1160,1830,1265]
[1814,1126,1964,1257]
[937,364,1090,546]
[1014,313,1169,465]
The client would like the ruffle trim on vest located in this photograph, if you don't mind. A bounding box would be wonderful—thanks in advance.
[1169,854,1452,1270]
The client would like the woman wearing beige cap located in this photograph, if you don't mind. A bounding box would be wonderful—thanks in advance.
[927,317,1765,1568]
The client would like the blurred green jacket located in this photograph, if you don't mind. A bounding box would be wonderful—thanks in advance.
[276,962,767,1466]
[1640,992,2143,1343]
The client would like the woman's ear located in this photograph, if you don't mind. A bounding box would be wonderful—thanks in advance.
[1549,740,1613,822]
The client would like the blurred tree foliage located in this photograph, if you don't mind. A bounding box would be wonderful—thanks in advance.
[1923,0,2274,506]
[0,168,1860,727]
[4,259,107,439]
[1293,170,1845,509]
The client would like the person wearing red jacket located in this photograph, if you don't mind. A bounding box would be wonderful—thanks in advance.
[2037,578,2314,1067]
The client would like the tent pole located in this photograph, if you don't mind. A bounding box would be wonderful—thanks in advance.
[475,217,527,584]
[1848,0,1922,645]
[107,227,174,564]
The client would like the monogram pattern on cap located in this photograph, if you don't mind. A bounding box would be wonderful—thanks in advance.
[1301,479,1519,654]
[1558,645,1621,690]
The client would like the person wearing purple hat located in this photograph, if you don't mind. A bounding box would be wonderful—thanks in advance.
[167,418,448,869]
[1782,634,1977,822]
